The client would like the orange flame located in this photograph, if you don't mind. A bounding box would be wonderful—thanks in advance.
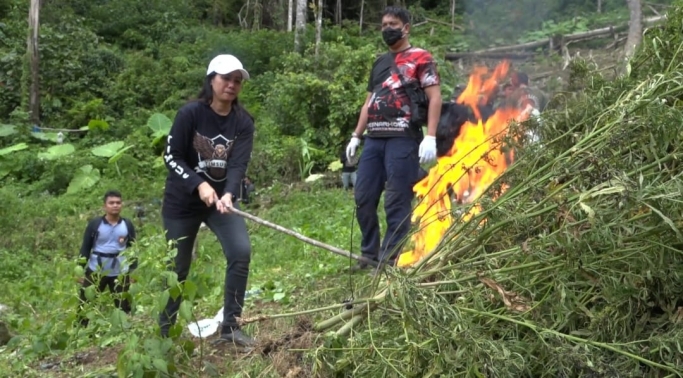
[397,61,533,268]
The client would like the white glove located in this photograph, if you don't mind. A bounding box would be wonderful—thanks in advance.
[346,136,360,162]
[528,108,542,144]
[418,135,437,164]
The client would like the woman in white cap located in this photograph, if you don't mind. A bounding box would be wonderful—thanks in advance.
[158,54,255,347]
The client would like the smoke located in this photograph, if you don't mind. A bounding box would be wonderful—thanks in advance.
[460,0,558,46]
[456,0,631,47]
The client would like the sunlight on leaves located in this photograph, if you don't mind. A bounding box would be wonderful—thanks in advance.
[109,145,134,164]
[147,113,172,145]
[0,124,16,137]
[87,119,110,131]
[0,165,9,179]
[37,144,75,160]
[30,132,59,142]
[0,143,28,156]
[67,165,101,194]
[327,160,343,172]
[91,141,125,157]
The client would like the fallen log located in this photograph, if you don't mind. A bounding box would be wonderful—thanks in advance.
[562,24,625,42]
[447,15,667,58]
[230,208,378,267]
[473,39,549,55]
[445,52,535,61]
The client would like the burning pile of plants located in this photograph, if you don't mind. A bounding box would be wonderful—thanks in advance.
[312,6,683,377]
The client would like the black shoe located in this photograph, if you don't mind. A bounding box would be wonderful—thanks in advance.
[349,261,372,272]
[219,329,256,347]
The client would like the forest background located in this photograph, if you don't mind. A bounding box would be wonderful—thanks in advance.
[0,0,677,377]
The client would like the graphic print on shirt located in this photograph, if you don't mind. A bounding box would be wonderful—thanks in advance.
[192,131,234,182]
[366,48,440,137]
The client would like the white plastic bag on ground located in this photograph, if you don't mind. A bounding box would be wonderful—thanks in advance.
[187,307,224,338]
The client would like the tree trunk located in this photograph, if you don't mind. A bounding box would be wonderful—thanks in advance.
[623,0,642,63]
[597,0,602,13]
[287,0,293,32]
[314,0,323,58]
[27,0,40,125]
[253,0,261,30]
[359,0,364,35]
[294,0,306,53]
[450,0,456,31]
[335,0,342,26]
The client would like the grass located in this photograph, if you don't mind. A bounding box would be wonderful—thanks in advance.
[0,178,387,377]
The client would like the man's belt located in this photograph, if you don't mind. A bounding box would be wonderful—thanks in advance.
[92,251,122,271]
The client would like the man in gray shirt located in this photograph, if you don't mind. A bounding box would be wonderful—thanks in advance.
[77,190,137,327]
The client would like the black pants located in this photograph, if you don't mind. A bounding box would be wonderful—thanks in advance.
[159,207,251,336]
[78,269,131,326]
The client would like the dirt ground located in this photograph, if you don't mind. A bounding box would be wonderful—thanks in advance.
[35,317,318,378]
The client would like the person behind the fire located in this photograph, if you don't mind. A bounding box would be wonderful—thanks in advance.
[345,5,442,273]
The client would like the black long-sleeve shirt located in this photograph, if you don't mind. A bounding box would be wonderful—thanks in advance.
[161,101,255,218]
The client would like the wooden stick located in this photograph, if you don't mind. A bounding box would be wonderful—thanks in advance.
[230,208,378,267]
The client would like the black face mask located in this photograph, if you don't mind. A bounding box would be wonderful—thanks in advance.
[382,27,404,46]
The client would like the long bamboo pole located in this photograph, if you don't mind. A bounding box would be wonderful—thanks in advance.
[230,208,379,267]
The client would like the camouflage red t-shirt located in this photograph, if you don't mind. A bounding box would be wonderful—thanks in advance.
[365,47,440,138]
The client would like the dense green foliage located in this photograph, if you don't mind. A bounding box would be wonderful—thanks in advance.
[0,0,666,190]
[1,0,679,376]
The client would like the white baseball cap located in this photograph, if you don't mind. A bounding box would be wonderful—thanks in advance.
[206,54,250,80]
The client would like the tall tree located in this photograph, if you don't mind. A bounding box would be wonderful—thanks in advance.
[335,0,341,26]
[27,0,41,124]
[623,0,642,65]
[314,0,323,58]
[359,0,364,35]
[294,0,306,53]
[288,0,293,31]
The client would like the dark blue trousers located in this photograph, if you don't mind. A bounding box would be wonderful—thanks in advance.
[354,137,419,265]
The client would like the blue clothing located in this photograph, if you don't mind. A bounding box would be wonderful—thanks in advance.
[87,220,130,276]
[79,216,137,277]
[354,137,420,264]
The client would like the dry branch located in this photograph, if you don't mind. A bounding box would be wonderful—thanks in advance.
[529,71,557,81]
[422,17,464,31]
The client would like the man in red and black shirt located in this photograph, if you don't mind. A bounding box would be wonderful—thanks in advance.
[345,6,442,272]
